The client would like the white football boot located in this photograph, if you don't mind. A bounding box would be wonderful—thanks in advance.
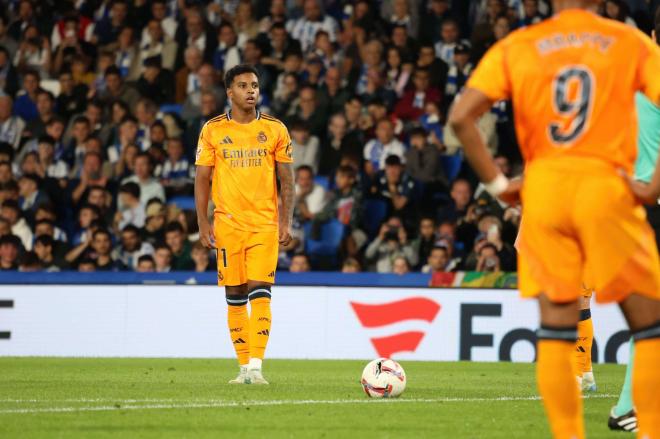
[228,366,249,384]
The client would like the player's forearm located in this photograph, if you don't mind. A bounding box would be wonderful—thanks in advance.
[277,162,295,226]
[194,167,212,225]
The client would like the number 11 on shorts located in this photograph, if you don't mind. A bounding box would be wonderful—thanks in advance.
[220,248,228,267]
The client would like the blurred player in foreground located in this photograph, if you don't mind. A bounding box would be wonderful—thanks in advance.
[195,64,295,384]
[607,7,660,433]
[450,1,660,438]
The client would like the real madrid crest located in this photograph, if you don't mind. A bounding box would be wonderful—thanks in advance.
[257,131,267,143]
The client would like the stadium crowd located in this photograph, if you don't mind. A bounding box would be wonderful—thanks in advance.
[0,0,656,274]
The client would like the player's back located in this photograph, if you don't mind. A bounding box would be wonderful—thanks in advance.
[489,9,660,172]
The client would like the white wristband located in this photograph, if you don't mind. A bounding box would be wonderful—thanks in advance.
[484,174,509,197]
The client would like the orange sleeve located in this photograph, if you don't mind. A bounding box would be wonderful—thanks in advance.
[636,31,660,105]
[466,40,511,101]
[195,122,216,167]
[274,122,293,163]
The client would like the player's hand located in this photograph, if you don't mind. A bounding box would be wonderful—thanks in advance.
[278,225,292,247]
[621,171,659,205]
[498,177,523,205]
[198,219,216,249]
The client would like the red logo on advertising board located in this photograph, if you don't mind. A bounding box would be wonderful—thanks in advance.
[350,297,441,358]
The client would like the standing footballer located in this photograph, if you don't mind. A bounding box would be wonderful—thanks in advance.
[195,64,294,385]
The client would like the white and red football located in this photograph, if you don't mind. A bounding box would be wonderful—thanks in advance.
[361,358,406,398]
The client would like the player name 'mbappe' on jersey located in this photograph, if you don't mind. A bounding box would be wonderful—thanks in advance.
[195,111,293,232]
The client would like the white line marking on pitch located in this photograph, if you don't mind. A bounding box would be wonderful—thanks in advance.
[0,394,617,415]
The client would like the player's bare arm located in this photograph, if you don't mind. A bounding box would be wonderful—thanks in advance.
[448,88,522,204]
[195,165,215,249]
[277,161,294,246]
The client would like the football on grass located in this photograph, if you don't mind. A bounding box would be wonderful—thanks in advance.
[361,358,406,398]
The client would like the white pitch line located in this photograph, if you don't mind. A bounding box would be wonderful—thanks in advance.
[0,394,617,415]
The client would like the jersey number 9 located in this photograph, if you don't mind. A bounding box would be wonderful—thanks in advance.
[548,66,594,146]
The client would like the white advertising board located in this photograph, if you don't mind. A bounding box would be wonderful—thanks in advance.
[0,286,630,363]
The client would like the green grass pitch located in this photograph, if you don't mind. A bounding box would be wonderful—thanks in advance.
[0,358,627,438]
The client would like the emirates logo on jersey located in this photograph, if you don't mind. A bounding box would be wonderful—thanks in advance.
[257,131,267,143]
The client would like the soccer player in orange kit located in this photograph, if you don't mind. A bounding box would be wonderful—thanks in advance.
[195,64,295,385]
[449,1,660,438]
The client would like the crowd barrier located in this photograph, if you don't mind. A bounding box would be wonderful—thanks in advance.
[0,285,629,363]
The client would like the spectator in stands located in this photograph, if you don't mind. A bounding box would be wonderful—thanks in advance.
[71,204,99,246]
[55,70,88,122]
[0,95,25,150]
[115,182,145,230]
[165,221,193,271]
[384,46,413,99]
[476,242,501,272]
[360,67,396,111]
[242,39,273,95]
[18,173,48,221]
[69,228,123,271]
[108,116,139,166]
[271,71,300,118]
[113,224,154,270]
[319,112,362,176]
[286,0,338,52]
[71,152,109,206]
[182,63,224,121]
[136,56,175,106]
[0,234,21,270]
[120,152,165,207]
[438,178,472,224]
[85,185,113,226]
[18,251,41,271]
[410,217,437,270]
[77,257,96,272]
[421,245,450,274]
[12,69,39,122]
[25,89,53,141]
[289,253,311,272]
[161,138,192,197]
[146,0,177,43]
[520,0,545,26]
[371,155,416,221]
[0,161,12,184]
[394,68,441,122]
[0,181,18,206]
[1,199,32,250]
[493,15,512,42]
[191,241,214,272]
[36,136,68,181]
[0,217,9,237]
[136,254,156,272]
[213,23,240,74]
[98,65,140,109]
[392,255,411,275]
[143,200,166,245]
[406,127,446,190]
[294,165,326,222]
[291,120,320,174]
[33,234,62,271]
[341,257,362,273]
[152,243,172,272]
[140,19,177,72]
[290,85,326,138]
[175,46,204,104]
[445,43,473,107]
[365,216,416,272]
[94,0,130,46]
[434,18,469,65]
[0,46,19,97]
[363,119,406,177]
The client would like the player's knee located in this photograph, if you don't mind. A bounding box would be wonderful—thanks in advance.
[631,320,660,342]
[225,284,248,301]
[248,284,271,301]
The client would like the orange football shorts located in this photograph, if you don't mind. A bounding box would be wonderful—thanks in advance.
[517,156,660,304]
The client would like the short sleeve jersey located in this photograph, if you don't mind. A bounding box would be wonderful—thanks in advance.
[195,110,293,232]
[466,9,660,172]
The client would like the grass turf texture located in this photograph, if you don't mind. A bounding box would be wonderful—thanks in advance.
[0,358,625,438]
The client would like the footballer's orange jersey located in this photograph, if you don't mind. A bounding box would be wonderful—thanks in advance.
[195,110,293,232]
[467,9,660,173]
